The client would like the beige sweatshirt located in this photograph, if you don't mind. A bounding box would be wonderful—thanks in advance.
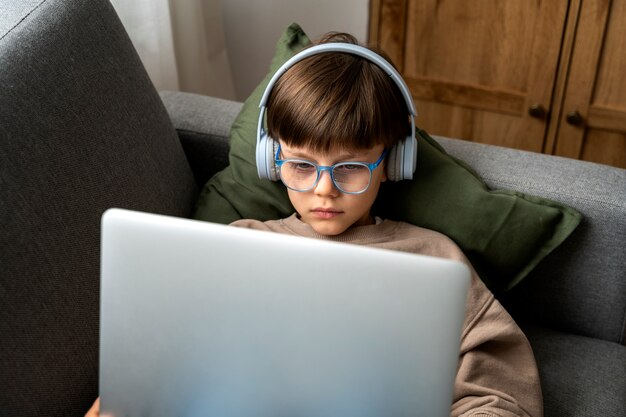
[231,214,543,417]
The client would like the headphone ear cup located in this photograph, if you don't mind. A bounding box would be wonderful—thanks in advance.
[386,135,418,181]
[403,134,418,180]
[268,137,280,181]
[386,143,402,182]
[256,129,280,181]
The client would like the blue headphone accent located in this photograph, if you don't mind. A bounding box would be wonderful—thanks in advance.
[256,43,417,182]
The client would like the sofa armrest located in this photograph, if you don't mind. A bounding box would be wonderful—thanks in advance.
[1,2,199,416]
[160,91,242,186]
[435,135,626,345]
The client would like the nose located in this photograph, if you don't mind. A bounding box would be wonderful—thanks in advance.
[314,169,339,197]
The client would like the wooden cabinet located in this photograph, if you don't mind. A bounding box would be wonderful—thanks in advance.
[369,0,626,169]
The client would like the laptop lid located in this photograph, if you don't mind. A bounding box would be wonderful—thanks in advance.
[99,208,470,417]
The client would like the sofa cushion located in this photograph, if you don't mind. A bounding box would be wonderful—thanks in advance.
[192,23,580,294]
[522,325,626,417]
[0,0,197,416]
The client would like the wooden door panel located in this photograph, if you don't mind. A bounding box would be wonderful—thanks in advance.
[577,109,626,168]
[583,0,626,168]
[593,0,626,109]
[413,100,541,150]
[580,130,626,168]
[404,1,538,90]
[371,0,569,153]
[554,0,626,168]
[405,77,525,115]
[370,0,408,69]
[588,105,626,133]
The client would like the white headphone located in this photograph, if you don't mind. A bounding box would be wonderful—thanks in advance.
[256,43,418,182]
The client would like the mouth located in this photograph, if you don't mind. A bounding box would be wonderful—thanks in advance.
[310,208,343,219]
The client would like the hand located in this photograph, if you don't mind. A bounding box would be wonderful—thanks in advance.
[85,397,99,417]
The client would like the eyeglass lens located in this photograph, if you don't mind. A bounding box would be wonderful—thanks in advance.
[279,161,371,193]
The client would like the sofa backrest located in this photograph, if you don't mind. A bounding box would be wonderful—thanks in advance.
[0,0,197,415]
[438,137,626,346]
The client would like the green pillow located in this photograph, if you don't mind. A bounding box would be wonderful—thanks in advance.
[193,23,581,293]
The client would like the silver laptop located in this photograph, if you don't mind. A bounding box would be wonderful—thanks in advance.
[99,208,470,417]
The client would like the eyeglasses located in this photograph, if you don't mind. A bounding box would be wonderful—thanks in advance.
[274,145,387,194]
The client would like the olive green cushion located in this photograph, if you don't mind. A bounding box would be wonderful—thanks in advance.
[192,23,581,293]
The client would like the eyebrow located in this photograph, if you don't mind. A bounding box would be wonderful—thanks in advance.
[282,149,366,162]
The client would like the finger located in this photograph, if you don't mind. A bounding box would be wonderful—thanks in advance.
[85,397,100,417]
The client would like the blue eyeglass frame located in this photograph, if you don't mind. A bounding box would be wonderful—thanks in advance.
[274,145,388,194]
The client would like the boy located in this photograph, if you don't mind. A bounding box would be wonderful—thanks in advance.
[87,33,542,417]
[231,33,543,417]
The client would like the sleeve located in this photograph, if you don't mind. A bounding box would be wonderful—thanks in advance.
[450,276,544,417]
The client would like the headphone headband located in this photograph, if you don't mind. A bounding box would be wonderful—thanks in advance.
[259,43,417,116]
[256,42,418,182]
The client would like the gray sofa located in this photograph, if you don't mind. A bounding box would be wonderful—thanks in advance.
[1,0,625,416]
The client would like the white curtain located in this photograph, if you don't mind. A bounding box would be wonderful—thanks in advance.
[110,0,236,100]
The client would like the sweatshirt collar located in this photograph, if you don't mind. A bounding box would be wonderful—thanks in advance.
[278,213,398,243]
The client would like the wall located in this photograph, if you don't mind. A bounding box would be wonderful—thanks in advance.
[110,0,180,91]
[110,0,369,101]
[221,0,369,100]
[110,0,237,98]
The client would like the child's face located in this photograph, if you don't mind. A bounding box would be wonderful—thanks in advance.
[278,142,387,236]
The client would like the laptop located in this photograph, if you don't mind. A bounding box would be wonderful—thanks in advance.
[99,208,470,417]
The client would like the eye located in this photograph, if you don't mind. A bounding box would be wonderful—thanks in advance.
[335,164,367,174]
[291,162,316,172]
[341,164,361,171]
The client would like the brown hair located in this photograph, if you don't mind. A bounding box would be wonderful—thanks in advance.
[266,32,409,154]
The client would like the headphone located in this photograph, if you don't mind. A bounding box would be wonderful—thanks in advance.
[256,43,418,182]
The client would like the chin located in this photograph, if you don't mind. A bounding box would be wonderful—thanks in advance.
[311,221,349,236]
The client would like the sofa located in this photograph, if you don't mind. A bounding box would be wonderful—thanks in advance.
[1,0,624,416]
